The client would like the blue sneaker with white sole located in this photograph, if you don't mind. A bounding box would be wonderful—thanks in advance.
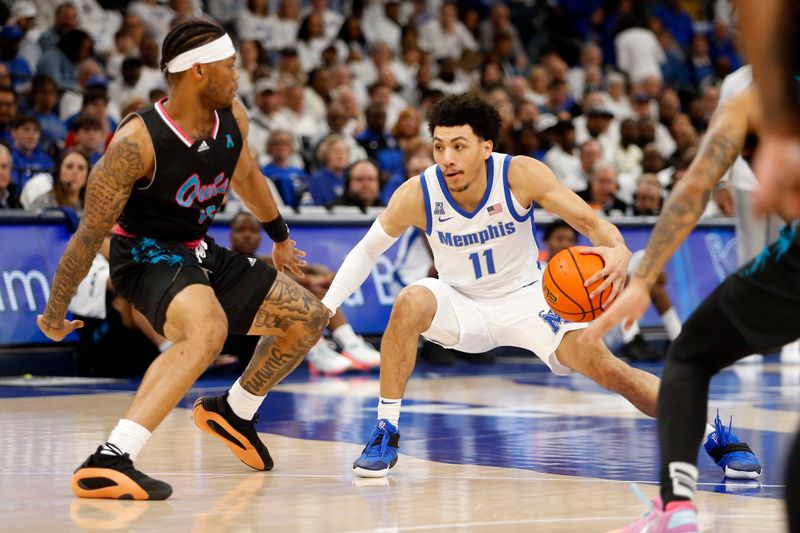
[353,419,400,478]
[704,412,762,479]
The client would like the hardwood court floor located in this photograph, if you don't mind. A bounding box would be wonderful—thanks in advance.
[0,357,795,532]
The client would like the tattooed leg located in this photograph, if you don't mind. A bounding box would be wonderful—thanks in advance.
[240,272,327,395]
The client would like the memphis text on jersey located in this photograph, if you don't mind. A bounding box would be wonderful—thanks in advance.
[437,221,516,247]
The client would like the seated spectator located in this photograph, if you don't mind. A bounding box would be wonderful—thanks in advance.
[28,75,67,151]
[0,85,16,144]
[577,161,628,215]
[72,114,105,165]
[382,152,433,206]
[0,25,32,91]
[247,78,291,161]
[628,174,664,216]
[330,159,385,212]
[391,107,423,155]
[614,118,643,175]
[36,29,93,92]
[355,102,404,177]
[64,86,117,148]
[108,57,151,120]
[224,212,380,374]
[309,134,349,206]
[0,144,20,208]
[22,148,88,210]
[261,129,309,208]
[313,100,367,163]
[543,120,582,191]
[418,1,478,61]
[9,114,53,188]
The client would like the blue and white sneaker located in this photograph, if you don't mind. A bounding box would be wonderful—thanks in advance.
[704,413,762,479]
[353,419,400,478]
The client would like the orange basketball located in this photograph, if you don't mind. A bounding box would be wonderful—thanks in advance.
[542,246,612,323]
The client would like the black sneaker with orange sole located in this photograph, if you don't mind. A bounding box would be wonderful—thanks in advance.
[193,394,274,471]
[71,444,172,500]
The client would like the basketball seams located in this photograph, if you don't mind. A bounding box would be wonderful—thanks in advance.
[567,248,598,320]
[544,261,587,322]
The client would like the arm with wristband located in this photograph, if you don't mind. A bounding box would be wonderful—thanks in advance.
[321,177,427,316]
[229,100,306,276]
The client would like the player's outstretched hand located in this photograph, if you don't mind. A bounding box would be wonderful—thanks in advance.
[754,134,800,220]
[36,315,84,342]
[580,279,651,343]
[579,245,631,306]
[272,239,307,277]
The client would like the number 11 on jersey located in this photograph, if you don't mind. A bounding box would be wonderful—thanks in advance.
[469,249,496,279]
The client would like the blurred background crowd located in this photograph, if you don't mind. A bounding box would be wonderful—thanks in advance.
[0,0,741,220]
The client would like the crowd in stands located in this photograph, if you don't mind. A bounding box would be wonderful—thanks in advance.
[0,0,742,219]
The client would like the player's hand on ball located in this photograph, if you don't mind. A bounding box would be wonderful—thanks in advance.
[579,245,631,306]
[272,239,307,277]
[580,278,651,343]
[36,315,84,342]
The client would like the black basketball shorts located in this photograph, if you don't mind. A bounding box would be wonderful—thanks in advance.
[716,221,800,353]
[109,234,277,336]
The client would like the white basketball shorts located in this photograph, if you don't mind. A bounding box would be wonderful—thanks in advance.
[410,278,587,375]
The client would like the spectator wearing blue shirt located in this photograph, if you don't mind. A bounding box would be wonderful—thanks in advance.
[0,26,32,91]
[261,130,309,208]
[72,114,105,166]
[382,153,433,205]
[309,134,350,206]
[652,0,694,50]
[355,103,404,178]
[9,114,53,189]
[28,75,67,152]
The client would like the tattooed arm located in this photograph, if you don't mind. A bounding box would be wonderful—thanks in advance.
[37,119,152,341]
[632,89,753,286]
[581,88,756,341]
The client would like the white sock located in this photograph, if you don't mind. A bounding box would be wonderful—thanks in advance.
[227,378,266,420]
[668,461,698,500]
[158,340,173,353]
[622,320,640,343]
[377,397,402,427]
[703,423,715,441]
[661,308,682,341]
[332,323,360,348]
[102,419,151,461]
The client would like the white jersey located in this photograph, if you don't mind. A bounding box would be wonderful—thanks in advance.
[719,65,758,191]
[419,152,541,299]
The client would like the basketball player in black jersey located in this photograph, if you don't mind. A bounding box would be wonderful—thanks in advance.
[738,0,800,221]
[36,21,327,500]
[585,84,799,530]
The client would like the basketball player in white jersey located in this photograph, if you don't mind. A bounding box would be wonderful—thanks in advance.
[720,64,799,362]
[321,94,761,479]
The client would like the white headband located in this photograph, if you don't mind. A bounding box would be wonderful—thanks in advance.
[166,34,236,73]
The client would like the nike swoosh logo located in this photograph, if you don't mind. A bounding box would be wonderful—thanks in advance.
[438,216,454,222]
[380,400,400,405]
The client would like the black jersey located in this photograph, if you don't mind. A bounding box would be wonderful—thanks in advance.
[117,98,243,242]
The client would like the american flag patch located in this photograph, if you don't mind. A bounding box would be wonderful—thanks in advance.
[486,203,503,216]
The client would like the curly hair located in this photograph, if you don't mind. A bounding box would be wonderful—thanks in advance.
[427,93,501,145]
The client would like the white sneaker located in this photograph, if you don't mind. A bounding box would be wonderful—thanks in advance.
[781,341,800,363]
[340,336,381,370]
[306,340,353,376]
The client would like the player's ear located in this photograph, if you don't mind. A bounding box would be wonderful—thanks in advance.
[483,140,493,158]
